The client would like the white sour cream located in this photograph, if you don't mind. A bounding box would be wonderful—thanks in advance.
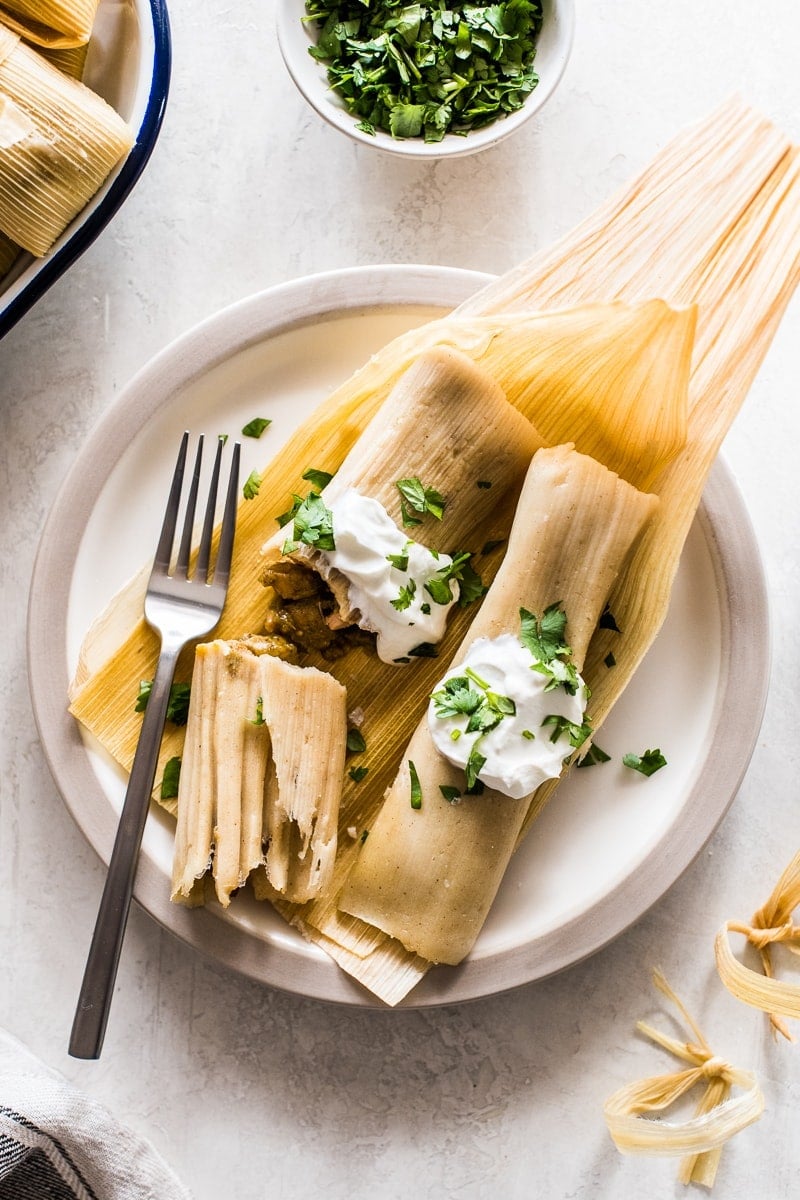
[427,633,588,799]
[320,488,458,664]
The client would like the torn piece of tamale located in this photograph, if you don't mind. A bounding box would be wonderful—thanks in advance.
[0,26,132,256]
[0,0,99,49]
[171,639,347,908]
[340,446,657,964]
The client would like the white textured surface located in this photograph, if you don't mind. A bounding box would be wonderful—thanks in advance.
[1,2,799,1198]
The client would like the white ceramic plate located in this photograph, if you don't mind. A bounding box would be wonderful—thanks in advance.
[0,0,171,337]
[28,264,769,1007]
[277,0,574,159]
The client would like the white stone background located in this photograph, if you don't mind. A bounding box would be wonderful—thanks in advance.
[1,2,800,1197]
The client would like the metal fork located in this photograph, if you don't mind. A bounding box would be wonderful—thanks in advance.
[69,432,240,1060]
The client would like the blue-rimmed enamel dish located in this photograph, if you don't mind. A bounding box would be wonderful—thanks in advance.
[0,0,171,339]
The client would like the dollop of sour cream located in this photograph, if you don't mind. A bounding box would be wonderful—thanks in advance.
[427,633,588,799]
[320,488,458,664]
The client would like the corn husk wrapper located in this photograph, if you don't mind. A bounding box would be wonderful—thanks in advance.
[172,639,347,909]
[715,850,800,1042]
[69,99,800,1004]
[35,37,87,78]
[0,0,98,48]
[340,446,657,964]
[604,971,764,1188]
[0,26,132,256]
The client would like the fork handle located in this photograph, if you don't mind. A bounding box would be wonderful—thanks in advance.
[69,639,184,1059]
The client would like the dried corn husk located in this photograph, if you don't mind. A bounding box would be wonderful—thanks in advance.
[715,850,800,1041]
[35,38,87,78]
[0,0,99,48]
[172,639,347,907]
[340,446,657,964]
[68,99,800,1004]
[604,971,764,1188]
[0,26,132,256]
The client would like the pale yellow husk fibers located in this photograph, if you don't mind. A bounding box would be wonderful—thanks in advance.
[0,0,99,48]
[604,971,764,1188]
[69,98,800,1005]
[715,849,800,1042]
[0,25,132,256]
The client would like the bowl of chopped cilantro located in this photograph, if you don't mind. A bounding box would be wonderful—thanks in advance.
[277,0,574,156]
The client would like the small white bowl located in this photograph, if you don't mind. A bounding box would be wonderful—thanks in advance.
[277,0,574,159]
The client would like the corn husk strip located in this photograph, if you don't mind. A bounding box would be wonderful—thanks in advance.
[35,38,87,78]
[340,446,657,965]
[0,27,132,256]
[0,226,17,275]
[604,971,764,1187]
[172,640,347,907]
[0,0,98,48]
[715,850,800,1042]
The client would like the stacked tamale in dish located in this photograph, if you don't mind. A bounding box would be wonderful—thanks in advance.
[0,0,133,277]
[69,98,800,1006]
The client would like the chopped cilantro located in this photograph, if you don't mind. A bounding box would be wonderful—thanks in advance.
[243,469,262,500]
[421,602,431,615]
[396,476,446,526]
[305,0,544,143]
[161,755,181,800]
[291,491,336,551]
[576,743,611,768]
[465,744,487,791]
[135,680,191,726]
[302,467,335,490]
[386,548,410,571]
[391,578,417,611]
[346,728,366,754]
[541,713,592,749]
[439,784,461,803]
[519,604,581,695]
[218,434,229,445]
[349,765,369,783]
[521,729,535,740]
[360,828,369,843]
[599,605,621,633]
[425,550,485,608]
[476,480,492,489]
[623,748,667,777]
[276,494,303,528]
[409,642,438,658]
[393,655,411,664]
[241,417,271,439]
[604,652,616,669]
[409,760,422,809]
[249,696,265,726]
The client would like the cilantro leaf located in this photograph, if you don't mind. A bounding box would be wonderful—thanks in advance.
[599,605,621,633]
[135,680,191,726]
[276,494,303,528]
[391,578,417,611]
[623,748,667,777]
[409,760,423,809]
[408,642,438,658]
[249,696,265,726]
[241,417,271,439]
[439,785,461,803]
[541,713,592,749]
[386,549,410,571]
[349,765,369,783]
[396,476,446,523]
[292,491,336,551]
[465,744,486,791]
[161,756,181,800]
[576,743,611,768]
[243,470,262,500]
[302,467,335,490]
[346,728,366,754]
[519,604,580,694]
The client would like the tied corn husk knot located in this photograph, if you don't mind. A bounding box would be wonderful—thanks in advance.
[715,850,800,1041]
[604,970,764,1188]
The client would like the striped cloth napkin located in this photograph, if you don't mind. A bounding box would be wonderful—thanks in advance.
[0,1029,192,1199]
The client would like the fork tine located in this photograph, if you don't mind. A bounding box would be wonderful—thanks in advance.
[196,436,223,580]
[176,435,204,577]
[153,431,189,573]
[213,441,241,585]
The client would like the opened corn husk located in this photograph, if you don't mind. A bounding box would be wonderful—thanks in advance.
[172,638,347,908]
[715,849,800,1042]
[0,26,132,256]
[69,99,800,1004]
[604,971,764,1188]
[0,0,99,48]
[35,37,87,78]
[340,446,657,964]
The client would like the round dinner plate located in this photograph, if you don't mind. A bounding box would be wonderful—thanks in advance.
[28,264,769,1007]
